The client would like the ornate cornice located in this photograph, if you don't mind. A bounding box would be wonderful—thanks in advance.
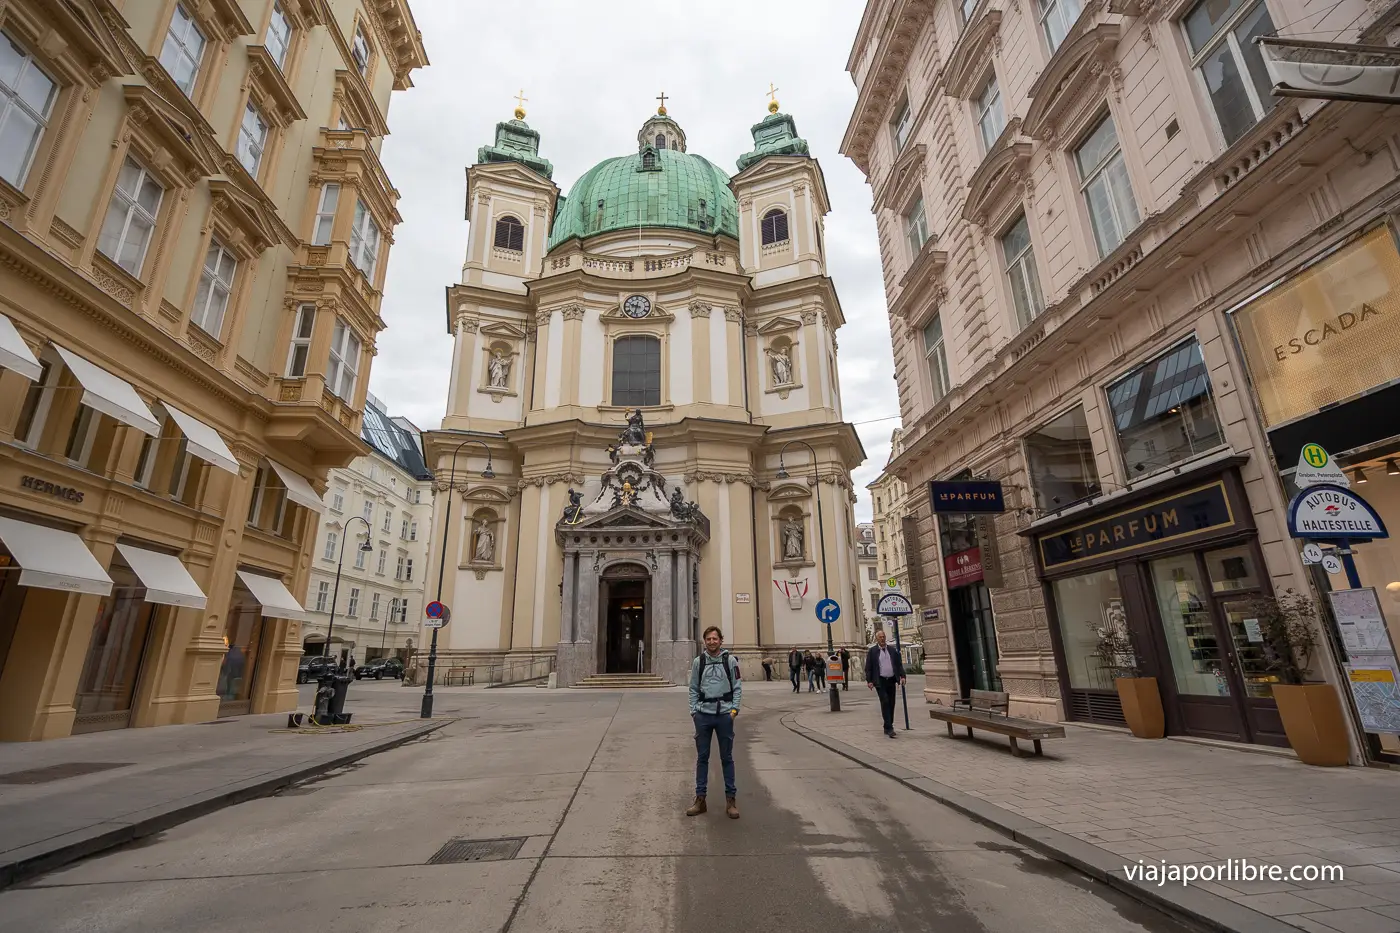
[689,300,712,318]
[685,471,771,490]
[456,313,479,333]
[518,472,586,488]
[724,306,744,323]
[841,0,937,173]
[560,304,586,321]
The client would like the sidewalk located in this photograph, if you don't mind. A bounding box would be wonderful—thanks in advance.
[790,690,1400,933]
[0,701,445,889]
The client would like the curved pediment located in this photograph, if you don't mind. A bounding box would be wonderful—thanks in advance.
[876,143,927,212]
[1022,22,1122,141]
[962,121,1031,226]
[767,482,813,502]
[945,9,1005,99]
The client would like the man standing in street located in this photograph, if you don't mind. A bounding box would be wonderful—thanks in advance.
[687,626,742,819]
[788,646,803,693]
[839,646,851,691]
[865,629,906,738]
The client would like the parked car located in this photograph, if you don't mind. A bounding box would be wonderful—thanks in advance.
[296,655,339,684]
[354,657,404,680]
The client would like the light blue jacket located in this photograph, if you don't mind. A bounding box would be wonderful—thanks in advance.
[688,650,742,715]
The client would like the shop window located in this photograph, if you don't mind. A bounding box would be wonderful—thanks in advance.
[312,183,339,246]
[1053,568,1125,689]
[761,209,789,246]
[1106,337,1225,477]
[1040,0,1083,52]
[891,97,913,153]
[1074,114,1140,258]
[1183,0,1276,147]
[369,592,380,620]
[347,587,360,617]
[73,569,155,724]
[493,214,524,251]
[0,33,57,189]
[237,101,268,177]
[1024,405,1101,511]
[611,334,661,407]
[98,157,164,277]
[1204,545,1260,594]
[349,199,381,280]
[1001,214,1044,329]
[315,580,329,612]
[217,592,263,710]
[285,303,315,377]
[327,318,360,402]
[922,315,950,404]
[1150,555,1227,696]
[267,2,292,70]
[192,239,237,338]
[351,24,372,77]
[160,5,205,95]
[904,197,930,259]
[976,74,1005,153]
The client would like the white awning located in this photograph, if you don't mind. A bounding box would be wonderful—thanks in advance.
[162,404,239,475]
[53,345,160,436]
[0,517,112,596]
[0,312,40,382]
[236,570,310,622]
[266,459,324,513]
[115,544,207,609]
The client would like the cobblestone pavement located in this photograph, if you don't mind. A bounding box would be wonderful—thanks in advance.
[795,689,1400,933]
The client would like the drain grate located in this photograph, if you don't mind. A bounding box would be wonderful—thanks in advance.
[426,837,525,865]
[0,762,133,784]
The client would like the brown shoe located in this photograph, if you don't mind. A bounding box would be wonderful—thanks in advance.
[726,797,740,819]
[685,796,707,816]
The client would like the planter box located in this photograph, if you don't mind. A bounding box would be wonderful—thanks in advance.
[1115,676,1165,739]
[1274,683,1349,766]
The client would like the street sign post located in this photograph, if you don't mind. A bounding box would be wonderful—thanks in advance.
[424,601,451,630]
[1295,443,1349,489]
[815,598,841,625]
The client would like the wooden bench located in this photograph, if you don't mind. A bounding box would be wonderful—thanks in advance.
[928,689,1066,757]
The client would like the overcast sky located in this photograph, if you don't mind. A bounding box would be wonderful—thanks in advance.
[371,0,899,523]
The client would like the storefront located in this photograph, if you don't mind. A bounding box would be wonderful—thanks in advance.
[938,509,1002,696]
[1230,222,1400,761]
[218,570,310,718]
[1032,463,1288,746]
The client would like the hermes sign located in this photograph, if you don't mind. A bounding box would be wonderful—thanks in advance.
[1232,227,1400,427]
[1038,482,1235,570]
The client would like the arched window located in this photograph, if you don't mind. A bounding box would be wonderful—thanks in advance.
[611,334,661,407]
[761,208,789,245]
[493,215,524,251]
[655,133,667,149]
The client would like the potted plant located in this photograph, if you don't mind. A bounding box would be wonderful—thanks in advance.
[1090,612,1164,739]
[1240,590,1349,766]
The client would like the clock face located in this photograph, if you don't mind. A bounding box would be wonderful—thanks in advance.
[622,295,651,319]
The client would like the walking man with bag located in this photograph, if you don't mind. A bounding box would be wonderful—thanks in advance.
[865,628,906,738]
[787,646,803,693]
[687,626,742,819]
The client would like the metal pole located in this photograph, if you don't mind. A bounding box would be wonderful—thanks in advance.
[804,442,840,714]
[891,612,910,730]
[324,516,370,669]
[1338,538,1363,589]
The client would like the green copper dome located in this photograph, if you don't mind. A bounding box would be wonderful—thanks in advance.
[546,145,739,251]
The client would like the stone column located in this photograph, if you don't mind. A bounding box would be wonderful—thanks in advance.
[652,548,675,680]
[557,549,599,686]
[560,551,577,643]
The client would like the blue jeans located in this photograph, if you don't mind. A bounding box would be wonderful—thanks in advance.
[693,711,736,798]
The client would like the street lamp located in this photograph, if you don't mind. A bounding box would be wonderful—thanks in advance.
[421,436,495,719]
[775,439,840,713]
[324,515,373,667]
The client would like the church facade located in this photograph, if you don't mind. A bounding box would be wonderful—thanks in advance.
[418,100,865,686]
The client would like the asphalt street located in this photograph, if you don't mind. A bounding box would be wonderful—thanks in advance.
[0,680,1195,933]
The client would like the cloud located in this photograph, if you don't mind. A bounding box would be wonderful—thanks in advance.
[373,0,898,522]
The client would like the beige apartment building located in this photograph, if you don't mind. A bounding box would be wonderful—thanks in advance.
[846,0,1400,754]
[0,0,424,740]
[868,428,924,657]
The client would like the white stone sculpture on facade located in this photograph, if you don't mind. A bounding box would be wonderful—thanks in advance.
[487,350,511,388]
[473,518,495,563]
[782,516,804,560]
[769,345,793,386]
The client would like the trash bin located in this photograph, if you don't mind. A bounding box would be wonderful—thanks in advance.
[327,670,353,724]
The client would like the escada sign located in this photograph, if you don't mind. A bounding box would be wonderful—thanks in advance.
[1273,303,1382,361]
[1288,484,1389,540]
[1038,482,1235,570]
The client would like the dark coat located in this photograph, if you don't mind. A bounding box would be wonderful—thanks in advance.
[865,643,906,683]
[788,649,803,671]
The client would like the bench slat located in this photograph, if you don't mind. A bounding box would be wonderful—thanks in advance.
[929,708,1066,739]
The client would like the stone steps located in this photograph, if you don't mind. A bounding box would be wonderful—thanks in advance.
[571,673,673,689]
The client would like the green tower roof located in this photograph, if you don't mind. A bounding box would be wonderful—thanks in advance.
[736,112,810,172]
[546,144,739,251]
[477,118,553,180]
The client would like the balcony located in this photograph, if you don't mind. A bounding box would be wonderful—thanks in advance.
[267,377,366,465]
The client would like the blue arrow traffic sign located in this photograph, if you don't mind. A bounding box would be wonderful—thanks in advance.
[815,598,841,625]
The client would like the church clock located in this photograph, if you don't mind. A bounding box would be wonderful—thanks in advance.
[622,295,651,319]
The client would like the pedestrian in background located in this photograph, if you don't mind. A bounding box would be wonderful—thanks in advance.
[788,646,803,693]
[839,646,851,691]
[804,651,818,692]
[865,629,906,738]
[761,657,773,681]
[686,626,742,820]
[816,653,827,690]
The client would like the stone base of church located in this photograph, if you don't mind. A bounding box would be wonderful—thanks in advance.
[555,638,694,687]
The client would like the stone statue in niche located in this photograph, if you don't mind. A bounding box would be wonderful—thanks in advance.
[621,408,647,447]
[487,349,511,388]
[668,487,701,521]
[782,516,804,560]
[562,488,585,523]
[769,345,794,386]
[472,518,495,563]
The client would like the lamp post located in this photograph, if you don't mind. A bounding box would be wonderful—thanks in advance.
[421,437,494,719]
[324,516,373,667]
[776,440,840,713]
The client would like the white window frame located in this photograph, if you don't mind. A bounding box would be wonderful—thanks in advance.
[323,530,338,561]
[388,596,399,621]
[159,4,206,96]
[891,98,913,153]
[326,318,360,402]
[1040,0,1083,52]
[1001,214,1045,329]
[1074,114,1141,258]
[975,74,1006,153]
[904,197,930,259]
[312,183,339,246]
[98,157,164,277]
[395,554,405,580]
[405,558,413,581]
[15,357,56,449]
[0,32,57,189]
[266,2,292,69]
[397,601,408,624]
[133,430,159,488]
[315,580,330,612]
[1182,0,1276,147]
[351,25,371,76]
[348,199,381,281]
[923,315,950,404]
[376,548,387,575]
[400,516,409,540]
[285,303,315,377]
[363,500,374,522]
[191,239,237,337]
[353,542,367,569]
[410,521,418,542]
[370,592,380,620]
[237,101,268,177]
[382,511,392,533]
[347,587,360,617]
[63,404,100,468]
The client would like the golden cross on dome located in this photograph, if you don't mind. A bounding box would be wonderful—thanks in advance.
[767,82,780,113]
[656,91,668,115]
[513,88,528,119]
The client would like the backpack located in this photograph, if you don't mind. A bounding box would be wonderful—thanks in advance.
[692,651,736,710]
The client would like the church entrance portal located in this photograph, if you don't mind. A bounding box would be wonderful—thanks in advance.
[601,574,648,673]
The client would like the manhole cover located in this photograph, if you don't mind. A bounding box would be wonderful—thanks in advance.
[427,837,525,864]
[0,762,133,784]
